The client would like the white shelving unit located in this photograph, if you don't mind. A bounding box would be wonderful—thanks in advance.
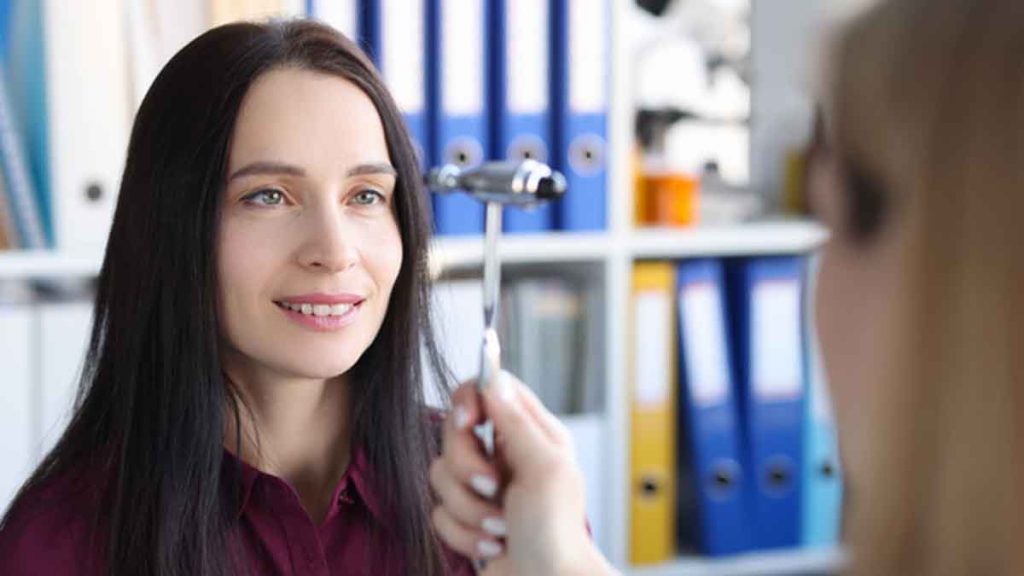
[0,221,826,279]
[0,2,840,575]
[429,231,612,270]
[597,1,836,574]
[628,221,827,260]
[0,251,104,280]
[630,547,846,576]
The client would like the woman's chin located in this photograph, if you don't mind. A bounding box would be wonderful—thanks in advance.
[264,354,360,383]
[293,363,358,382]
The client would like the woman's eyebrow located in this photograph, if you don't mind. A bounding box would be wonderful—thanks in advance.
[346,163,397,177]
[227,161,397,182]
[228,161,303,182]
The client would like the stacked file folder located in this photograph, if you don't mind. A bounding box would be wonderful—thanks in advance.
[0,0,131,252]
[0,0,610,252]
[309,0,610,235]
[628,255,843,565]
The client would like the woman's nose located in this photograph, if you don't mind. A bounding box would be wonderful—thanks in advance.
[296,205,359,273]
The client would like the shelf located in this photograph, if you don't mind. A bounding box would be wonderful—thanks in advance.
[429,232,612,270]
[0,250,102,280]
[629,221,828,260]
[627,547,846,576]
[1,235,612,280]
[0,223,827,280]
[0,235,611,280]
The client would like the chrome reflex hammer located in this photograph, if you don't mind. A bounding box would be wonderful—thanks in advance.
[426,159,566,566]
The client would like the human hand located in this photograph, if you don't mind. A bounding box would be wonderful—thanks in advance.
[429,371,617,576]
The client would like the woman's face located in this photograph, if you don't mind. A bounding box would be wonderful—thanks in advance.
[216,67,402,386]
[811,151,902,486]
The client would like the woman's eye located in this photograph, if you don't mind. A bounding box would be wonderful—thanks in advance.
[242,188,286,206]
[352,189,386,206]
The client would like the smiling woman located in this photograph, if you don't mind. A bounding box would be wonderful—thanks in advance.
[218,67,404,393]
[0,20,469,576]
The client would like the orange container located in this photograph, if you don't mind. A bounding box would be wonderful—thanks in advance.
[637,172,699,227]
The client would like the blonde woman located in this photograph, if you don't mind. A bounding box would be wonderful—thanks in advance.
[817,0,1024,574]
[431,0,1024,574]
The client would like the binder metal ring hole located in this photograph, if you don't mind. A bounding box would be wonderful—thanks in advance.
[768,467,790,487]
[821,461,836,478]
[573,146,598,168]
[508,136,548,164]
[706,460,740,500]
[569,135,605,175]
[86,183,104,202]
[639,476,660,498]
[761,456,796,497]
[444,138,483,169]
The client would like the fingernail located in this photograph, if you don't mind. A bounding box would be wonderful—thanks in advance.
[494,370,518,406]
[477,539,503,559]
[481,517,507,537]
[469,474,497,499]
[453,405,470,430]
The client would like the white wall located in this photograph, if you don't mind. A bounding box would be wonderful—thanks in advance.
[750,0,877,207]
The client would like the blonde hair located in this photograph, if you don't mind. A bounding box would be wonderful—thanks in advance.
[832,1,1024,574]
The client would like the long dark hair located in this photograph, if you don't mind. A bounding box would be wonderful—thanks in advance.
[1,19,451,575]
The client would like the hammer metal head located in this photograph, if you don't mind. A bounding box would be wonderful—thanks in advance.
[425,159,567,207]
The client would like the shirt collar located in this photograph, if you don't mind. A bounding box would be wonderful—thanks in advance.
[221,443,386,524]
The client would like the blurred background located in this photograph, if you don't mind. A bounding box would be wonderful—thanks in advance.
[0,0,874,574]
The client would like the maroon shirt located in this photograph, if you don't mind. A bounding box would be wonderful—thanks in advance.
[0,446,475,575]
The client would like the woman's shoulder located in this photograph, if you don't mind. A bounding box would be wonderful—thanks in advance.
[0,463,109,575]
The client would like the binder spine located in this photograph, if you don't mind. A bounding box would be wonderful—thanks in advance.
[0,65,46,248]
[373,0,429,170]
[492,0,553,233]
[728,256,807,550]
[427,0,488,235]
[551,0,608,231]
[676,259,751,556]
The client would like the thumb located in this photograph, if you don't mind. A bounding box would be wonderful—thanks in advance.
[481,370,550,474]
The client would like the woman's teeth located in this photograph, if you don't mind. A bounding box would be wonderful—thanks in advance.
[279,301,354,317]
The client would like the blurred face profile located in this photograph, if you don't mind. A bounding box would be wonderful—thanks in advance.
[810,150,902,487]
[216,67,403,387]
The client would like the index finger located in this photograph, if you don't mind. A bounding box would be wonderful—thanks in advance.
[447,380,486,438]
